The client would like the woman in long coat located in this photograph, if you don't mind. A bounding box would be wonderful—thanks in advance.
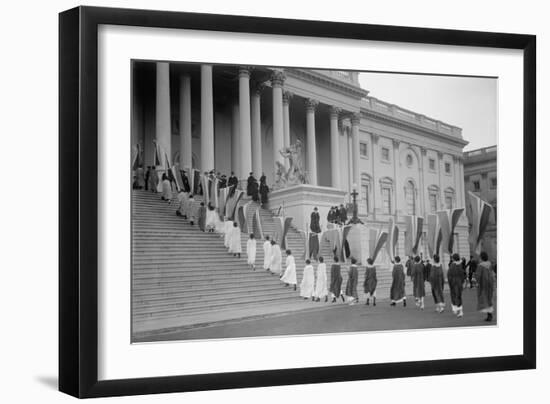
[363,258,377,306]
[476,251,496,321]
[197,202,206,232]
[280,249,297,290]
[313,256,328,302]
[329,256,344,303]
[300,259,315,299]
[411,256,426,310]
[390,256,406,306]
[448,253,466,317]
[259,174,269,206]
[345,258,359,305]
[429,254,445,313]
[270,240,282,275]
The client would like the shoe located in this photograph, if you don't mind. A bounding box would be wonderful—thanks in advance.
[365,298,369,306]
[294,285,297,291]
[486,313,493,322]
[285,283,289,287]
[325,296,328,303]
[332,298,336,303]
[390,302,396,306]
[403,299,407,307]
[340,294,345,302]
[373,297,376,306]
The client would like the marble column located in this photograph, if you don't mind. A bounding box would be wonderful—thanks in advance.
[155,62,171,170]
[239,67,252,179]
[200,64,215,172]
[305,98,319,186]
[329,106,341,189]
[251,84,263,177]
[453,155,460,208]
[351,113,361,200]
[458,157,466,208]
[283,91,293,169]
[419,147,427,216]
[392,139,401,216]
[271,71,285,173]
[179,74,192,171]
[371,133,379,219]
[231,102,240,176]
[437,151,444,209]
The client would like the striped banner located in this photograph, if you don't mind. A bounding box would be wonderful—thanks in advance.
[468,191,494,254]
[211,177,220,208]
[153,141,162,167]
[404,215,424,256]
[201,174,210,205]
[386,218,399,259]
[226,190,244,221]
[274,216,293,250]
[436,208,464,254]
[369,228,389,262]
[426,214,443,258]
[171,166,182,191]
[341,225,353,263]
[300,229,309,261]
[131,143,141,171]
[218,187,230,218]
[237,201,253,233]
[252,207,264,240]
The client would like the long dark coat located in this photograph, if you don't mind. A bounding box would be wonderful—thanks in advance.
[390,264,406,301]
[448,261,465,307]
[197,205,206,232]
[411,262,426,298]
[429,264,445,304]
[310,211,321,233]
[363,266,377,294]
[476,261,495,311]
[345,265,359,299]
[329,264,343,296]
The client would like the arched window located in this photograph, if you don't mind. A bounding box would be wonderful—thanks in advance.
[379,177,393,215]
[444,187,455,210]
[404,180,416,215]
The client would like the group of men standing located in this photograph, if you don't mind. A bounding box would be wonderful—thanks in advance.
[326,205,348,225]
[246,173,270,206]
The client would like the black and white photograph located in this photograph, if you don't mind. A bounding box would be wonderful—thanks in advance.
[130,62,498,343]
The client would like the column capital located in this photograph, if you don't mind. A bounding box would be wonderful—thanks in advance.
[270,70,286,87]
[283,91,294,105]
[329,106,342,119]
[371,132,380,144]
[420,146,427,156]
[481,172,488,179]
[305,98,319,112]
[350,112,361,125]
[437,151,444,159]
[452,155,458,163]
[392,139,401,149]
[457,156,464,163]
[238,66,252,78]
[251,82,266,96]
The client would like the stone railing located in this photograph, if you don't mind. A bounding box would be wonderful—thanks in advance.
[464,145,497,158]
[312,70,360,85]
[362,96,462,138]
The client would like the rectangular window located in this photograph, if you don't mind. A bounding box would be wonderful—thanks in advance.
[445,162,451,174]
[445,195,453,210]
[490,177,497,189]
[429,158,435,170]
[381,188,392,214]
[405,186,415,215]
[381,147,390,161]
[361,184,370,212]
[429,194,438,212]
[360,142,368,157]
[473,180,480,191]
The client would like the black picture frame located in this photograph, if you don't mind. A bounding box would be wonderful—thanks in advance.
[59,5,536,398]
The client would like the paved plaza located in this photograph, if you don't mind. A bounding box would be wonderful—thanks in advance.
[140,287,495,342]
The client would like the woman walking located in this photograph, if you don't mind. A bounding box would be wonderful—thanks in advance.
[281,249,297,290]
[448,253,466,318]
[429,254,445,313]
[329,256,345,303]
[476,251,496,321]
[390,256,406,306]
[411,256,426,310]
[363,258,377,306]
[246,233,257,271]
[300,259,315,300]
[345,258,359,305]
[313,257,328,302]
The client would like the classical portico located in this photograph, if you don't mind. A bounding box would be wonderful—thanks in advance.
[131,61,471,262]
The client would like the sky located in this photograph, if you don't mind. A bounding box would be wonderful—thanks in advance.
[358,72,497,151]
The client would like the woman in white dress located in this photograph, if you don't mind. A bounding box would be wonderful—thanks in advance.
[229,221,242,258]
[246,233,257,270]
[263,236,272,272]
[313,256,328,302]
[300,259,315,299]
[270,240,282,276]
[205,203,219,233]
[280,249,297,291]
[224,219,233,248]
[161,173,172,201]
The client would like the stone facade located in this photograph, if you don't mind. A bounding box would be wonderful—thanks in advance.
[131,62,471,265]
[464,146,497,261]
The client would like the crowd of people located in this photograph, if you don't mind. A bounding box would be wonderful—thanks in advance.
[144,169,495,323]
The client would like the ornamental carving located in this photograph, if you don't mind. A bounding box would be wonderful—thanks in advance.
[283,91,294,105]
[305,98,319,111]
[329,106,342,119]
[238,66,252,78]
[270,70,286,87]
[251,82,266,96]
[392,139,401,149]
[274,140,308,189]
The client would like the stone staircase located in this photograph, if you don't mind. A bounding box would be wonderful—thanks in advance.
[132,189,427,337]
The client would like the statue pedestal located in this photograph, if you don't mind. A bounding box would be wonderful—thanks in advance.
[268,184,347,232]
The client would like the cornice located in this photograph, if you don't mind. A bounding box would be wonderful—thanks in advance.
[284,68,369,100]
